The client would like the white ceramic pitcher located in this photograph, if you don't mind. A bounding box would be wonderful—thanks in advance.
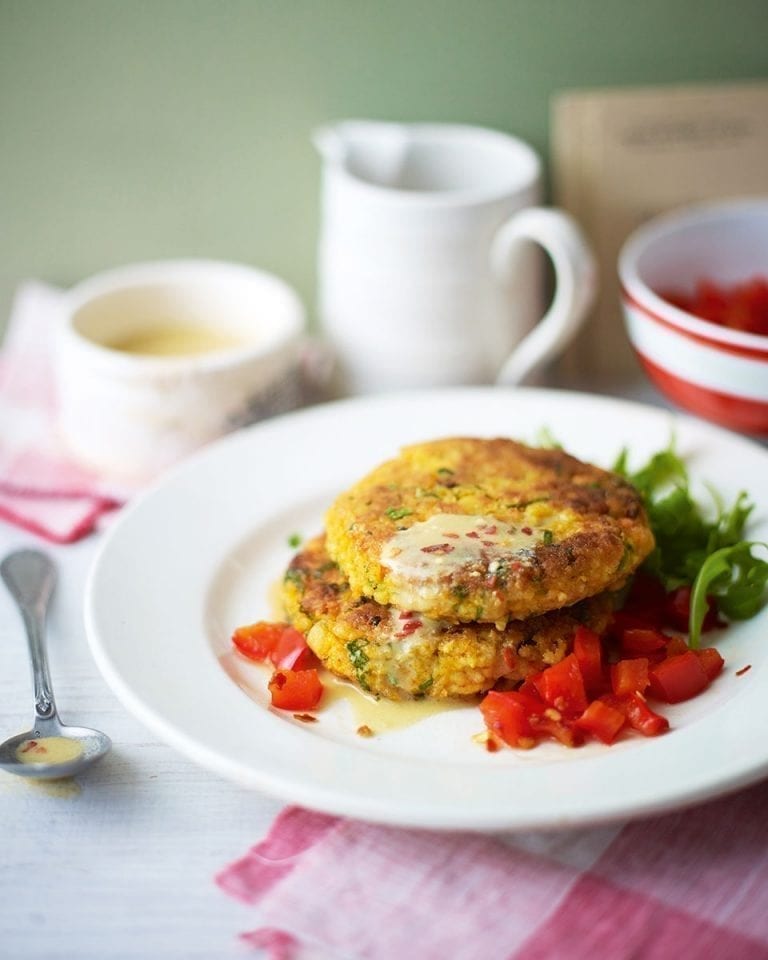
[314,121,597,395]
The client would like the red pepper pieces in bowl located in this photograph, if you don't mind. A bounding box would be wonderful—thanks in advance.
[660,276,768,337]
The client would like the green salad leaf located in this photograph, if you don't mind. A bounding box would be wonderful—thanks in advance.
[613,444,688,501]
[689,542,768,648]
[613,438,768,646]
[535,426,563,450]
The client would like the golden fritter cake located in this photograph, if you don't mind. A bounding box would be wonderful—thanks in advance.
[325,437,654,625]
[281,535,615,700]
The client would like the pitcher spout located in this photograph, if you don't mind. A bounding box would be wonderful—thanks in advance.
[312,120,411,186]
[312,124,348,165]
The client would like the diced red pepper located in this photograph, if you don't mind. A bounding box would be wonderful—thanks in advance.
[531,712,583,747]
[532,654,588,717]
[664,586,721,633]
[395,619,421,638]
[479,691,538,748]
[268,668,323,711]
[648,651,710,703]
[609,609,656,639]
[620,627,668,655]
[624,695,669,737]
[573,626,603,695]
[695,647,725,682]
[664,635,690,658]
[480,571,726,750]
[517,676,542,698]
[623,573,667,624]
[611,657,649,697]
[232,621,287,661]
[664,586,693,632]
[502,647,518,672]
[232,621,318,670]
[271,629,319,670]
[480,690,583,748]
[575,700,626,744]
[602,693,670,737]
[620,648,667,667]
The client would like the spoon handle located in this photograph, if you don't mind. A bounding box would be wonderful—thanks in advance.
[1,549,58,722]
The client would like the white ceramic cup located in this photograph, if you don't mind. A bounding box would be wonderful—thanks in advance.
[56,260,305,482]
[314,121,597,394]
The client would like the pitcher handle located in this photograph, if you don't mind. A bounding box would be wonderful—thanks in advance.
[491,207,597,386]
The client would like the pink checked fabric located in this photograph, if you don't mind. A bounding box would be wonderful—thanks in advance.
[218,781,768,959]
[0,282,128,542]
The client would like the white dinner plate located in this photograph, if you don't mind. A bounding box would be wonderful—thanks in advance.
[85,388,768,831]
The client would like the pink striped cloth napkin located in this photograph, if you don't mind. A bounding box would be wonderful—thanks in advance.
[217,780,768,960]
[0,282,128,543]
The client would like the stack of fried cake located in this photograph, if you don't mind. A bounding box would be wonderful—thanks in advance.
[281,438,654,701]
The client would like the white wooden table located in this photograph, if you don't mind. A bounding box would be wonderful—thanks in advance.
[0,526,284,958]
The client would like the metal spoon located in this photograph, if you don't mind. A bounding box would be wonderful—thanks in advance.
[0,549,111,780]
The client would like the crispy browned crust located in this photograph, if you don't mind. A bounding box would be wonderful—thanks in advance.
[281,534,617,700]
[325,437,654,624]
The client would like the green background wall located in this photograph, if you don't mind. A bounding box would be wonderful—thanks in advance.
[1,0,766,329]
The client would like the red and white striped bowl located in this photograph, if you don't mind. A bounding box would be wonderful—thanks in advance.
[619,199,768,437]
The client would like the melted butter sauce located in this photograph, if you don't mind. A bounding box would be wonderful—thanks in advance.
[322,676,465,734]
[381,514,545,580]
[110,323,248,357]
[268,578,286,619]
[381,608,449,690]
[15,737,83,765]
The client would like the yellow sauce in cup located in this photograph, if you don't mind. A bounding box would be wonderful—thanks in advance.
[110,324,247,357]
